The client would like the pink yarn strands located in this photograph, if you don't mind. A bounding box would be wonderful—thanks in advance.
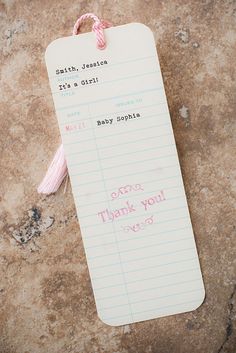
[37,14,112,195]
[73,13,112,49]
[37,144,67,194]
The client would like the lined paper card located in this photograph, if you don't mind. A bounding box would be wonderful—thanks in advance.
[45,23,205,326]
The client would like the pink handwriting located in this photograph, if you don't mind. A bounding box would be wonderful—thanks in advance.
[141,190,165,211]
[111,184,144,200]
[122,215,154,233]
[64,121,86,132]
[97,190,166,224]
[98,201,136,223]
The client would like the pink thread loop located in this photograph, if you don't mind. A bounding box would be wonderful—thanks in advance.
[37,13,113,194]
[73,13,112,49]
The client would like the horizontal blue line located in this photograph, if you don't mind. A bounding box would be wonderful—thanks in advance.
[66,119,169,160]
[75,173,181,200]
[86,224,191,250]
[96,277,201,301]
[49,55,156,79]
[95,266,198,292]
[70,142,175,170]
[64,126,171,148]
[88,236,191,262]
[82,183,182,207]
[70,152,176,177]
[64,111,168,156]
[56,87,163,111]
[52,70,161,95]
[79,188,184,219]
[91,256,197,280]
[90,246,195,271]
[63,112,166,137]
[99,287,202,311]
[132,296,204,318]
[99,297,203,322]
[83,212,189,238]
[72,163,180,188]
[60,101,165,126]
[80,202,188,230]
[64,127,170,149]
[79,195,186,225]
[87,225,191,250]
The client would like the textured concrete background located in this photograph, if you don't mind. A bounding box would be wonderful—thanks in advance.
[0,0,236,352]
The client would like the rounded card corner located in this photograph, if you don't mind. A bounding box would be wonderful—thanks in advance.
[191,288,206,311]
[45,37,68,59]
[97,311,124,327]
[130,22,154,36]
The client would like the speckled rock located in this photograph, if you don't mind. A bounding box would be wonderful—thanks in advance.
[0,1,236,352]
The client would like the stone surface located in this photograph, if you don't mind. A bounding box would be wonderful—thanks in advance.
[0,0,236,352]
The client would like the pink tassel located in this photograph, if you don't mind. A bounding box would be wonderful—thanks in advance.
[37,13,112,195]
[37,144,68,195]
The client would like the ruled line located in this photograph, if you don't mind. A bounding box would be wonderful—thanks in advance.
[61,110,163,133]
[78,193,186,222]
[77,185,184,214]
[48,37,202,324]
[88,103,135,321]
[68,143,175,167]
[69,142,175,169]
[132,296,203,318]
[100,297,203,322]
[60,101,166,126]
[86,225,191,250]
[99,287,202,311]
[91,256,197,280]
[56,87,163,111]
[95,266,198,292]
[64,124,172,156]
[88,236,191,261]
[70,152,176,177]
[75,173,181,199]
[81,203,188,230]
[64,127,171,148]
[96,277,201,301]
[52,70,161,95]
[82,213,189,237]
[90,246,195,270]
[64,117,169,150]
[72,163,180,188]
[50,55,156,79]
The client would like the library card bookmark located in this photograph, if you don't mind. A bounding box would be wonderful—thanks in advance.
[45,21,205,326]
